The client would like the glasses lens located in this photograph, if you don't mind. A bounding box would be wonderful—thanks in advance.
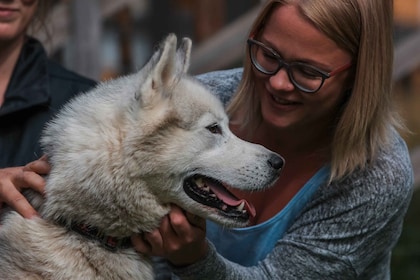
[248,39,325,93]
[290,63,324,93]
[250,42,278,74]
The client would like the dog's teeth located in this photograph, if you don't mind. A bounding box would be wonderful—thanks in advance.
[237,201,245,211]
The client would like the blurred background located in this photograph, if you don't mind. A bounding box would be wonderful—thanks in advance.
[33,0,420,278]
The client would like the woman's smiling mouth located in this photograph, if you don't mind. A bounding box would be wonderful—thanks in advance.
[0,7,19,20]
[271,94,300,106]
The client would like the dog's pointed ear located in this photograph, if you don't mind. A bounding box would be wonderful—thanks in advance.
[152,33,178,89]
[138,34,192,108]
[176,37,192,75]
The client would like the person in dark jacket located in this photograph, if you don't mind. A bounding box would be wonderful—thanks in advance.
[0,0,96,217]
[0,37,96,167]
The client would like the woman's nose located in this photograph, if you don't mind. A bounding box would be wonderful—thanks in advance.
[268,68,295,92]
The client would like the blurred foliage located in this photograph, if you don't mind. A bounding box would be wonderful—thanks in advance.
[391,189,420,279]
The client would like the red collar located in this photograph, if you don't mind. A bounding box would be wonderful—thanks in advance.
[58,219,132,252]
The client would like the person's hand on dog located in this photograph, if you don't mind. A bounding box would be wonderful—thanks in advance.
[132,204,209,266]
[0,156,50,218]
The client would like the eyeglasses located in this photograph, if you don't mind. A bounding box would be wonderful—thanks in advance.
[247,38,352,93]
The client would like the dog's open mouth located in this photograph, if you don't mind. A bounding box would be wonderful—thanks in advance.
[183,175,256,222]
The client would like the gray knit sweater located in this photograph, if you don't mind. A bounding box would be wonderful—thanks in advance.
[159,68,414,280]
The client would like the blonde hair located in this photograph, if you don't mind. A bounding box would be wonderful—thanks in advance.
[28,0,53,34]
[226,0,402,181]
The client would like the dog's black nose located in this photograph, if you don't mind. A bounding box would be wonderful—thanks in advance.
[268,154,284,170]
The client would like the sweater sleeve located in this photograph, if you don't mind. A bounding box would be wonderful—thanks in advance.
[171,132,414,279]
[194,68,243,106]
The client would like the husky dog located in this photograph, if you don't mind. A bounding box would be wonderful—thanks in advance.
[0,34,283,279]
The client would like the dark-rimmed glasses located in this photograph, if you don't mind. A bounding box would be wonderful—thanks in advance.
[247,38,352,93]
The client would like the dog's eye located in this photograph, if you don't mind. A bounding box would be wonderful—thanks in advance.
[206,124,222,134]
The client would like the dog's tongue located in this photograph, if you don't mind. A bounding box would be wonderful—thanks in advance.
[207,181,256,218]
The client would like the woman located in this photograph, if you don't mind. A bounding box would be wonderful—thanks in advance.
[134,0,414,279]
[0,0,414,279]
[0,0,95,217]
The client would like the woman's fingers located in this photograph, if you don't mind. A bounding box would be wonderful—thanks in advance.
[1,181,38,218]
[185,211,206,230]
[131,233,155,255]
[0,167,39,218]
[23,155,50,175]
[131,205,208,266]
[0,156,50,218]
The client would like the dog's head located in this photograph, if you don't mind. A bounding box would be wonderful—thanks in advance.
[41,34,283,234]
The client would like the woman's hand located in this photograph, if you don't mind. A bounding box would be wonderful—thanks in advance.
[0,156,50,218]
[132,204,208,266]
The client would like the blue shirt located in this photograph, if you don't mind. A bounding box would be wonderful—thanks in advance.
[206,166,330,266]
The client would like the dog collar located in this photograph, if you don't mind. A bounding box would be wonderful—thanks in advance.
[57,219,132,252]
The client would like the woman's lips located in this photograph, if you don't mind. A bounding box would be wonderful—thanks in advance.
[271,94,300,106]
[0,7,19,20]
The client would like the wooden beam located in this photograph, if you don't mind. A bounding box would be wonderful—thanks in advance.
[192,0,226,43]
[69,0,101,80]
[189,5,261,74]
[33,0,147,55]
[393,29,420,81]
[394,0,420,25]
